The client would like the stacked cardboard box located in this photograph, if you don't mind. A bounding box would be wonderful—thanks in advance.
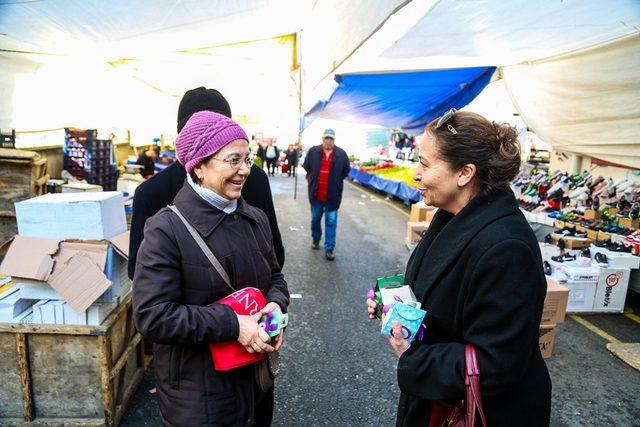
[0,192,130,325]
[539,277,569,358]
[406,222,430,245]
[409,202,437,222]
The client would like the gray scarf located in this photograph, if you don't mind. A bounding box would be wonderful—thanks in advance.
[187,173,237,214]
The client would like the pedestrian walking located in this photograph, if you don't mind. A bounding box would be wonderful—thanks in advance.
[302,129,350,261]
[367,110,551,426]
[285,144,299,177]
[128,87,285,281]
[133,111,289,426]
[264,141,279,176]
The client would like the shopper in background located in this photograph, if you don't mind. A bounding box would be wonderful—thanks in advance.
[285,144,299,177]
[264,140,279,176]
[302,129,350,261]
[136,146,159,178]
[133,111,289,426]
[366,110,551,426]
[128,87,285,281]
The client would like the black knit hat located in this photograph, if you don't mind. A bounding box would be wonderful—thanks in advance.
[177,87,232,132]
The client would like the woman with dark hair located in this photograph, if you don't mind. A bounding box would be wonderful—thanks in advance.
[367,110,551,426]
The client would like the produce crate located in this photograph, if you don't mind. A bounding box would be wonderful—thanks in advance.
[0,294,146,426]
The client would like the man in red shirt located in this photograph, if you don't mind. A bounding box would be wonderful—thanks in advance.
[302,129,351,260]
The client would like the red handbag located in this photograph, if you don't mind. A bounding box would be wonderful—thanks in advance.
[428,344,488,427]
[210,287,267,371]
[168,206,268,371]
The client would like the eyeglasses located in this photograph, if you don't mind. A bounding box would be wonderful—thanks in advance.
[210,155,254,169]
[435,108,458,134]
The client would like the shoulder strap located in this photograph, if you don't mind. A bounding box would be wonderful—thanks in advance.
[464,344,488,427]
[168,205,236,293]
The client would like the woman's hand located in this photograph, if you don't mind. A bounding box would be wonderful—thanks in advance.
[366,298,378,319]
[389,322,410,358]
[260,302,285,351]
[260,302,282,316]
[236,312,275,354]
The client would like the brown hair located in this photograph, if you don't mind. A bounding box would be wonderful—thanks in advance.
[425,111,521,194]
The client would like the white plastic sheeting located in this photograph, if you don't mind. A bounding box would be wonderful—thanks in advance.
[308,0,640,167]
[0,0,408,144]
[380,0,639,66]
[502,35,640,169]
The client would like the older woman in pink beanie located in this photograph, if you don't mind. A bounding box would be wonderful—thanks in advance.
[133,110,289,426]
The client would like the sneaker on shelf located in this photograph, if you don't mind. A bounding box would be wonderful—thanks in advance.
[543,261,552,276]
[594,252,608,266]
[581,247,591,258]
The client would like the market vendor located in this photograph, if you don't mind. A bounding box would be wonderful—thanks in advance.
[136,145,159,178]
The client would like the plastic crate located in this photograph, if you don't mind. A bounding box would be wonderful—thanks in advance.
[64,127,97,140]
[1,129,16,148]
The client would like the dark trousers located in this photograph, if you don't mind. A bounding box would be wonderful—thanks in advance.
[288,164,297,177]
[266,159,277,176]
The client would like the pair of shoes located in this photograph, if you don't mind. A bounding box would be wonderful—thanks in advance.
[311,240,320,250]
[325,250,335,261]
[551,253,577,263]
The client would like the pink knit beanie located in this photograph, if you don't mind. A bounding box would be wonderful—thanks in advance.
[175,110,248,174]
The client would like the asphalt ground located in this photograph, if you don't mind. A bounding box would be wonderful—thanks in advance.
[121,173,640,426]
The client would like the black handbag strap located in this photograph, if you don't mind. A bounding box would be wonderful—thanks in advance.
[168,205,236,294]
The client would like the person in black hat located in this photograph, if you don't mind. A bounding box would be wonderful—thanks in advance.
[128,87,285,279]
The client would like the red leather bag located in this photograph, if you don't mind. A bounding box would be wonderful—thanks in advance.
[209,287,267,371]
[428,344,488,427]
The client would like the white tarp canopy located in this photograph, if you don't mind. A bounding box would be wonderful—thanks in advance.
[307,0,640,169]
[0,0,407,145]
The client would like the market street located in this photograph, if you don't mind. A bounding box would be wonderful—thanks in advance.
[122,174,640,426]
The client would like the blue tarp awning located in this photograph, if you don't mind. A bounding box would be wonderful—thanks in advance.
[305,67,496,134]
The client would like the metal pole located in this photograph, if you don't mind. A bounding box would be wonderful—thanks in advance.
[294,30,303,201]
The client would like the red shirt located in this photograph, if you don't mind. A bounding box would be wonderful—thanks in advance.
[316,149,334,201]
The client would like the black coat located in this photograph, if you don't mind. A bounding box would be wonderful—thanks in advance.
[396,188,551,427]
[132,183,289,426]
[301,145,350,211]
[128,162,285,280]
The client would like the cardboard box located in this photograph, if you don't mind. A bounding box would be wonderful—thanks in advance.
[586,229,599,241]
[549,260,600,282]
[409,202,436,222]
[380,302,427,343]
[15,191,126,240]
[598,231,611,241]
[542,277,569,325]
[575,225,588,234]
[550,233,592,249]
[0,290,37,322]
[618,217,639,230]
[406,221,430,244]
[0,232,130,315]
[61,182,103,193]
[584,209,600,220]
[539,325,557,359]
[589,245,640,270]
[561,280,597,312]
[592,267,631,313]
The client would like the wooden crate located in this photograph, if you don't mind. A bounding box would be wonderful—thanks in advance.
[0,294,145,426]
[0,148,49,217]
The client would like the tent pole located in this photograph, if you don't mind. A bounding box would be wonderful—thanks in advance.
[294,30,303,201]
